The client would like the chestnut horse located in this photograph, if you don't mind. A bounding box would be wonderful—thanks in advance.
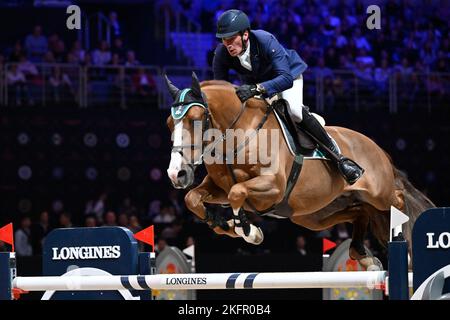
[165,73,435,269]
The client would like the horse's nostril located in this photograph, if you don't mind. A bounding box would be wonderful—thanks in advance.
[177,170,187,178]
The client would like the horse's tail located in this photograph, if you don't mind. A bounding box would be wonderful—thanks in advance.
[392,166,436,244]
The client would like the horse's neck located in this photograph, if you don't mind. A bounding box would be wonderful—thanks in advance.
[209,99,264,131]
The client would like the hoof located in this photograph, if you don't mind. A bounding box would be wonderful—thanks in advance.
[235,224,264,245]
[358,256,383,271]
[349,243,383,271]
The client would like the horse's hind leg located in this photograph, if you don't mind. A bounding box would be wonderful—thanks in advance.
[291,203,384,270]
[347,204,385,271]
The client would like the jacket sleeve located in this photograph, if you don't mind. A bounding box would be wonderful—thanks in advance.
[212,45,230,81]
[260,35,294,97]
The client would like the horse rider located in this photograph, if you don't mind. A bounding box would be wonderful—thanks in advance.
[212,9,364,185]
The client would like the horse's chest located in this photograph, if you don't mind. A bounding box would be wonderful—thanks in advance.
[209,165,259,191]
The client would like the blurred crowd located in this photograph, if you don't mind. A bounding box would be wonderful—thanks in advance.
[0,11,157,107]
[168,0,449,110]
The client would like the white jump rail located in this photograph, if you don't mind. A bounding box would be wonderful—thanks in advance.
[13,271,392,291]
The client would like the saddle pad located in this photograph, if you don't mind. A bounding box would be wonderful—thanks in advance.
[272,108,340,160]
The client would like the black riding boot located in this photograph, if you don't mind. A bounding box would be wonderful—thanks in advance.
[296,109,364,185]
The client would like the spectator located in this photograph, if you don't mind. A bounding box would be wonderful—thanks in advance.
[31,211,51,255]
[153,204,176,224]
[43,51,56,63]
[128,214,143,251]
[6,64,28,106]
[295,235,308,256]
[374,59,391,94]
[53,40,66,62]
[47,33,60,53]
[118,197,137,216]
[85,192,108,224]
[70,41,86,64]
[127,214,142,234]
[111,37,126,63]
[125,50,140,67]
[324,47,339,68]
[427,74,445,99]
[58,212,73,228]
[132,68,157,104]
[117,212,129,227]
[17,54,39,79]
[109,11,122,39]
[83,53,93,66]
[185,236,195,248]
[17,54,41,106]
[309,38,324,63]
[420,41,437,70]
[84,214,98,228]
[167,190,183,216]
[147,199,161,221]
[342,8,357,28]
[333,223,350,241]
[15,215,33,256]
[9,40,24,62]
[352,28,371,51]
[24,25,48,62]
[338,54,354,70]
[161,220,183,245]
[354,60,373,84]
[355,48,375,69]
[155,237,167,254]
[403,33,419,63]
[48,67,73,105]
[311,57,333,78]
[103,211,117,226]
[92,41,112,66]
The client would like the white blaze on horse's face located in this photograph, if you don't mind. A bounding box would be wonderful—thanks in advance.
[167,120,184,183]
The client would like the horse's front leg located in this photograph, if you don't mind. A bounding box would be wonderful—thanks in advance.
[228,174,282,245]
[184,175,240,238]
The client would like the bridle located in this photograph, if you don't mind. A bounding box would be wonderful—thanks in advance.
[170,88,212,171]
[170,87,273,175]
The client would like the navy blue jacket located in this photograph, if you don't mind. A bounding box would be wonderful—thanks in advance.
[213,30,308,97]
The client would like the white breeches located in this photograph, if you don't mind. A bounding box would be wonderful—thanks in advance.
[281,75,305,122]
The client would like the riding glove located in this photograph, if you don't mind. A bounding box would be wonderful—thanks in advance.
[235,84,259,102]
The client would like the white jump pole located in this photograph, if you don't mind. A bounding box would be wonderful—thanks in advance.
[13,271,388,291]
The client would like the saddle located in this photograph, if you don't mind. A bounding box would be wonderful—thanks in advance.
[274,100,314,154]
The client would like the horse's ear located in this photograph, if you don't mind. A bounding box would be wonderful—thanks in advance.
[164,74,180,99]
[191,72,202,98]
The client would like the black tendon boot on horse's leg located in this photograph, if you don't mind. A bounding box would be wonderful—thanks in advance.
[296,109,365,185]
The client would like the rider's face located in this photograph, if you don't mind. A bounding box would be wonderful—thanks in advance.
[222,31,248,57]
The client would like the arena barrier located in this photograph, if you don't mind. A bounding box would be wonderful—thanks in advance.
[1,207,449,300]
[0,227,155,300]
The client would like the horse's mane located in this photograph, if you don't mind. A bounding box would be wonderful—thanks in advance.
[200,80,236,88]
[200,80,265,109]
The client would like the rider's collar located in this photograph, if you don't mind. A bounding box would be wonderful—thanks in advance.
[238,40,252,71]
